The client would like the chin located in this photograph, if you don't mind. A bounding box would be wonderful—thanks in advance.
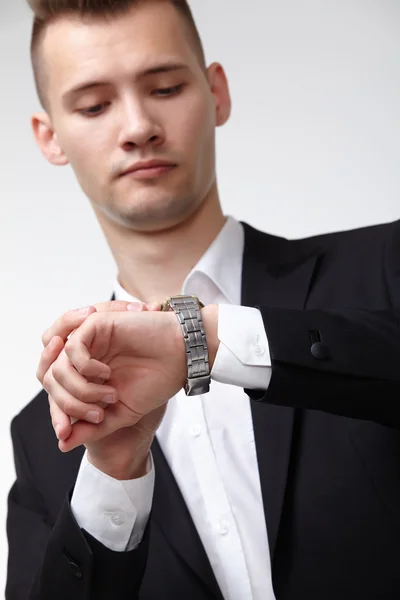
[107,195,195,231]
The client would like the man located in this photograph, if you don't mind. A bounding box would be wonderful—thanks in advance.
[6,0,400,599]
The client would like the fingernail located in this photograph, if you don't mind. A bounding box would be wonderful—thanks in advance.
[55,425,61,439]
[102,394,116,404]
[75,306,90,315]
[127,302,143,311]
[87,411,100,423]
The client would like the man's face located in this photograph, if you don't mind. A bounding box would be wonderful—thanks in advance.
[37,1,230,231]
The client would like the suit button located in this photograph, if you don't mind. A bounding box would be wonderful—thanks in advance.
[63,551,83,579]
[311,342,329,361]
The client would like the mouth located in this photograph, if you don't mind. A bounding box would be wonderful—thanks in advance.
[120,161,177,180]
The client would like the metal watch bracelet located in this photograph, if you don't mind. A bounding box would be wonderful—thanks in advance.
[161,295,211,396]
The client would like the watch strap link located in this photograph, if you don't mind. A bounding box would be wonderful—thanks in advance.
[162,295,211,396]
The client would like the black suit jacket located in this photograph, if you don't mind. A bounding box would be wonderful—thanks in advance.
[6,220,400,600]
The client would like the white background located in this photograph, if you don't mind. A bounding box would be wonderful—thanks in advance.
[1,0,399,592]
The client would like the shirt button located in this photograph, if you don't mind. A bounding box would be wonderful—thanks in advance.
[190,425,201,437]
[254,334,266,356]
[110,511,125,526]
[217,520,230,536]
[254,344,266,356]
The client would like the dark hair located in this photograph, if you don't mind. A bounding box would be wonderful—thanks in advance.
[27,0,206,111]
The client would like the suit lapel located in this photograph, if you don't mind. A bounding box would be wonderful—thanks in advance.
[241,222,321,562]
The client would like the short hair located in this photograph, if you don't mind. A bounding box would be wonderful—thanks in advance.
[27,0,206,112]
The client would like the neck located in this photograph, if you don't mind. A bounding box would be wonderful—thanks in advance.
[94,183,226,304]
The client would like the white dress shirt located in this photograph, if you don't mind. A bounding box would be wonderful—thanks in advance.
[71,217,276,600]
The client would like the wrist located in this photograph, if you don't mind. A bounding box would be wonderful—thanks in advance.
[86,451,150,480]
[201,304,219,370]
[86,433,152,480]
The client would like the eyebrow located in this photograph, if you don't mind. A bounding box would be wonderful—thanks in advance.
[62,61,189,104]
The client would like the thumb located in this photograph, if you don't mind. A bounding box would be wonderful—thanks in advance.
[127,301,161,312]
[94,300,161,313]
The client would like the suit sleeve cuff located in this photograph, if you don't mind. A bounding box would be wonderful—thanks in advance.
[71,450,154,552]
[211,305,272,389]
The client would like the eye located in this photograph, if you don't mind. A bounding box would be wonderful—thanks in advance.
[153,84,185,97]
[78,104,107,117]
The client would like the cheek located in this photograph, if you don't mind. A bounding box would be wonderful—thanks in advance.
[57,114,112,162]
[57,124,111,190]
[170,93,215,165]
[184,95,213,144]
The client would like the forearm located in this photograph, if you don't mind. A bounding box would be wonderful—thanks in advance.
[248,306,400,428]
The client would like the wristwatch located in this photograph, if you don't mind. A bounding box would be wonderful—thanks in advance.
[161,295,211,396]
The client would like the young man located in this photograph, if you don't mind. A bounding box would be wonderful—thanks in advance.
[6,1,400,599]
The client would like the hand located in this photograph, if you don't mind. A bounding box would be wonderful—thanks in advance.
[37,300,161,443]
[38,301,219,478]
[56,308,187,452]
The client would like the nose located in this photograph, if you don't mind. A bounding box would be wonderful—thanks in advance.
[118,98,164,150]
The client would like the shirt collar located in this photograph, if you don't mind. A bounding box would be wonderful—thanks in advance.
[182,216,244,305]
[114,216,244,306]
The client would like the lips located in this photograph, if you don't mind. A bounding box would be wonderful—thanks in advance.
[121,160,175,177]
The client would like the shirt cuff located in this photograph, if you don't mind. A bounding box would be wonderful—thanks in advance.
[71,450,155,552]
[211,305,272,390]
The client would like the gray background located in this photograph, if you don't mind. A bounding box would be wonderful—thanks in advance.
[1,0,399,589]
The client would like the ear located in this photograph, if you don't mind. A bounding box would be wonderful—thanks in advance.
[206,63,232,127]
[31,112,69,167]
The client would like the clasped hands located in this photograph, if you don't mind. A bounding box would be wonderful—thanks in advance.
[37,300,218,477]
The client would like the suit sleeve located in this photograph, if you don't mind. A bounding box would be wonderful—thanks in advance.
[6,417,149,600]
[245,305,400,428]
[244,220,400,429]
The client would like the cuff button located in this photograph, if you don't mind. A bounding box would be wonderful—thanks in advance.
[311,342,329,361]
[111,511,126,526]
[254,341,266,356]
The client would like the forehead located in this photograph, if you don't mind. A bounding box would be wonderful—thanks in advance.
[42,2,199,98]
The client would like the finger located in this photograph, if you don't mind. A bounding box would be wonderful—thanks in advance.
[37,336,64,384]
[93,300,145,313]
[46,370,106,425]
[64,321,111,378]
[48,394,72,441]
[145,301,161,312]
[52,351,118,406]
[126,301,161,312]
[67,350,111,380]
[58,403,137,452]
[42,306,97,347]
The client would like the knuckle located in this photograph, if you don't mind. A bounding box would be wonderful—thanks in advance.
[51,361,60,380]
[72,383,85,402]
[79,385,92,403]
[42,370,52,391]
[42,330,50,347]
[76,362,88,376]
[64,338,73,354]
[63,397,75,417]
[99,301,113,311]
[86,311,99,324]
